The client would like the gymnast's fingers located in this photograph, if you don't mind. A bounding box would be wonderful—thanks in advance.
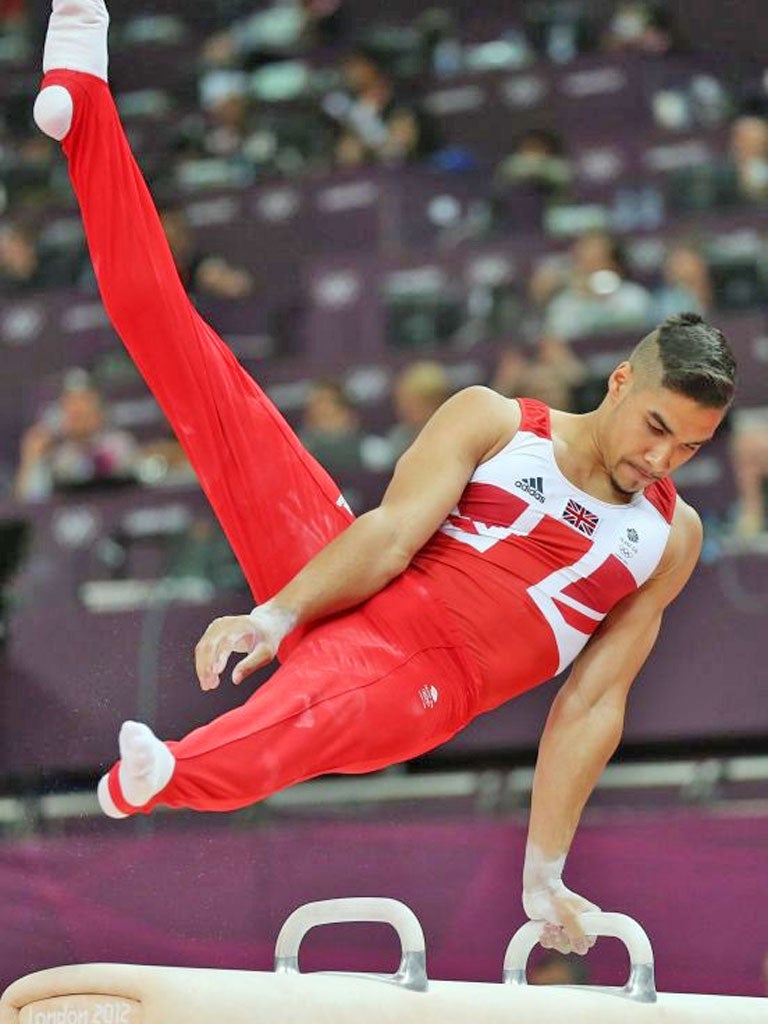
[559,903,593,956]
[552,929,574,955]
[539,923,561,950]
[232,643,273,685]
[211,637,230,676]
[195,619,228,690]
[194,638,217,690]
[540,923,572,955]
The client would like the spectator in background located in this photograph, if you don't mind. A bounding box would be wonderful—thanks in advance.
[729,114,768,204]
[161,208,254,301]
[532,230,654,341]
[0,222,39,291]
[653,241,713,320]
[601,2,681,56]
[193,70,253,161]
[729,411,768,540]
[496,129,573,200]
[299,0,344,47]
[0,85,59,210]
[0,221,75,292]
[299,379,364,477]
[529,950,589,985]
[326,47,436,169]
[375,360,451,466]
[491,336,587,413]
[166,515,248,594]
[5,134,59,210]
[14,370,138,503]
[0,460,13,497]
[201,0,343,69]
[0,0,24,20]
[666,111,768,213]
[0,0,26,39]
[414,7,462,78]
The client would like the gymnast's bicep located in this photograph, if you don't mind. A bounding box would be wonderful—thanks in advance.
[377,386,519,565]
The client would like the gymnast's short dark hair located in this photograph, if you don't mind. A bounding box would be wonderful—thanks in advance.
[631,312,737,409]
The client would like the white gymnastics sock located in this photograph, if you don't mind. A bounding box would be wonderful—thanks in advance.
[33,87,74,142]
[96,721,175,818]
[43,0,109,80]
[96,773,126,818]
[34,0,109,140]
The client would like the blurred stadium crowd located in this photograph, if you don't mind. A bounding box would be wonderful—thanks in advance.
[2,0,768,545]
[0,0,767,750]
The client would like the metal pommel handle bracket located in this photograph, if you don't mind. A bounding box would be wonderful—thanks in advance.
[503,912,657,1004]
[274,897,429,992]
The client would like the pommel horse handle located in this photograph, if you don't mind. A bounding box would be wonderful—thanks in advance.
[274,897,428,992]
[503,911,657,1003]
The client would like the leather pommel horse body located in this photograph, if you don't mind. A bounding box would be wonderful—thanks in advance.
[3,899,767,1024]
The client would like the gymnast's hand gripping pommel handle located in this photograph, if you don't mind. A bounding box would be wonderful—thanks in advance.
[503,912,657,1003]
[274,897,429,992]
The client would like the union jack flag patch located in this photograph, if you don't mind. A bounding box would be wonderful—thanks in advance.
[562,498,600,537]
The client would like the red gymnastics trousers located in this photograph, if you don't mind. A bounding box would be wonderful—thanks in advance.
[43,70,482,815]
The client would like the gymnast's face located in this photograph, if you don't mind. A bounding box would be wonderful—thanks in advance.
[601,362,725,497]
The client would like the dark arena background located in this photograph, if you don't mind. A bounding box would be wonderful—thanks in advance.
[2,0,768,1011]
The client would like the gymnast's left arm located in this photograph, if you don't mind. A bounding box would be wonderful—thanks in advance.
[522,500,703,955]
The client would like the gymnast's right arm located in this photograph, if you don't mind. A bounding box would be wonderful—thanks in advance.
[194,386,520,690]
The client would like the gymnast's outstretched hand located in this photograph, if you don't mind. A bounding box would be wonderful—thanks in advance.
[194,602,296,690]
[523,879,600,956]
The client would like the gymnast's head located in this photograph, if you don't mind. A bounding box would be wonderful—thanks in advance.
[598,312,736,495]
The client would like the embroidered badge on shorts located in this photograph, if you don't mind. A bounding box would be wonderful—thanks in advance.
[418,685,439,709]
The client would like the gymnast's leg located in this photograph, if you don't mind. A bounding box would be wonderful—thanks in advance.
[32,3,478,822]
[100,602,475,817]
[33,0,353,605]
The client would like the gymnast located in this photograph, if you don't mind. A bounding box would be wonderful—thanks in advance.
[32,0,735,960]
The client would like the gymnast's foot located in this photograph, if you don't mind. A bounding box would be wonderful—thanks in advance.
[97,721,175,819]
[33,0,109,141]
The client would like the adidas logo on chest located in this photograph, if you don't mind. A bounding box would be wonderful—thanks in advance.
[514,476,545,503]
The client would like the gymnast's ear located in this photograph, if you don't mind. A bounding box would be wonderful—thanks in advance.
[607,361,634,400]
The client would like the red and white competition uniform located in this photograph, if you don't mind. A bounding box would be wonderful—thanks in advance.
[412,398,676,712]
[45,69,676,814]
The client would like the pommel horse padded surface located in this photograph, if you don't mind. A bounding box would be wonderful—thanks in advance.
[3,899,768,1024]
